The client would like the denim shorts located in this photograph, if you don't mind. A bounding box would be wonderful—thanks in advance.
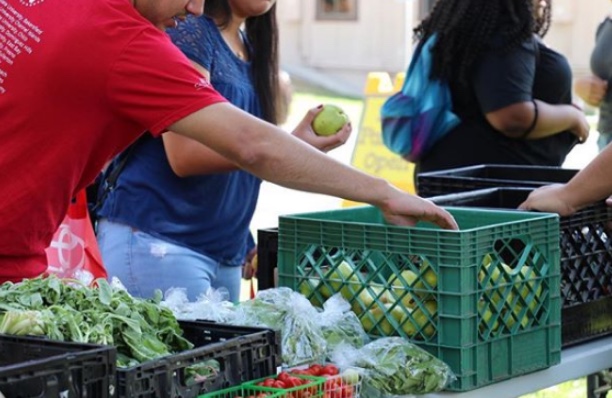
[96,219,242,302]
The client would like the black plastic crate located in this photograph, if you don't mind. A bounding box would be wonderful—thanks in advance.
[0,334,116,398]
[257,227,330,292]
[417,164,579,197]
[257,228,279,290]
[116,320,280,398]
[430,187,612,347]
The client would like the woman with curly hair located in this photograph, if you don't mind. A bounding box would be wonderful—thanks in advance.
[414,0,590,182]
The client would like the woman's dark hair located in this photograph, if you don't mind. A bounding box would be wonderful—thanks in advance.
[414,0,552,86]
[205,1,280,125]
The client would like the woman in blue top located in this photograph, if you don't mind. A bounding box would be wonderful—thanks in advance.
[96,0,351,302]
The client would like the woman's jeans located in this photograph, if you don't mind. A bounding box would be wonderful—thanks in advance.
[96,219,242,302]
[598,131,612,153]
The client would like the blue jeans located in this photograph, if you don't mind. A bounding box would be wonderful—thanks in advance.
[598,132,612,153]
[96,219,242,302]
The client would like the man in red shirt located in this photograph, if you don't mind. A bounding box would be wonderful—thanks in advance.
[0,0,457,283]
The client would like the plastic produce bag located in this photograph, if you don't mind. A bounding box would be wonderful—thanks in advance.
[45,190,106,285]
[331,337,455,396]
[233,287,327,366]
[161,286,237,323]
[231,290,285,327]
[318,293,369,353]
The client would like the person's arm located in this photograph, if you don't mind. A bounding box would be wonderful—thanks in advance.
[169,102,459,230]
[164,105,352,177]
[574,75,608,108]
[163,62,351,177]
[573,18,611,108]
[474,38,589,142]
[163,131,238,176]
[519,144,612,215]
[162,61,238,176]
[485,100,589,142]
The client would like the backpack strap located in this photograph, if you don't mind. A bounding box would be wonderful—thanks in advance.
[89,135,144,215]
[533,35,541,66]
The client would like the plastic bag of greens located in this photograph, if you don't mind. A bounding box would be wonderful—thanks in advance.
[331,337,455,396]
[231,289,285,328]
[161,287,237,323]
[318,293,369,353]
[232,287,327,366]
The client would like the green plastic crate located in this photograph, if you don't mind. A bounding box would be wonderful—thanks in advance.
[277,206,562,392]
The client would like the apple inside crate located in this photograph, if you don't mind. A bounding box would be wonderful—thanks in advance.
[277,206,562,392]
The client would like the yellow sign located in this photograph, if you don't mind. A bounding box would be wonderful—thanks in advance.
[343,72,415,207]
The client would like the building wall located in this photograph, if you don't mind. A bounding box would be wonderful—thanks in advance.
[277,0,412,94]
[546,0,608,78]
[277,0,610,95]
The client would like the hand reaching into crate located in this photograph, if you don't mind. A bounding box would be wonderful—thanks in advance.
[518,184,578,216]
[377,187,459,230]
[519,145,612,216]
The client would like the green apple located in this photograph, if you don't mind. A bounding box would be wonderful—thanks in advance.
[515,265,542,313]
[478,300,500,334]
[479,256,514,288]
[360,303,405,336]
[393,263,437,298]
[388,269,418,288]
[324,260,363,300]
[388,272,418,309]
[400,300,437,339]
[417,262,438,291]
[298,278,325,308]
[351,284,391,315]
[316,280,334,300]
[326,260,356,290]
[479,254,505,285]
[340,280,363,302]
[311,104,349,136]
[359,305,380,334]
[505,302,529,331]
[478,253,496,286]
[297,277,316,297]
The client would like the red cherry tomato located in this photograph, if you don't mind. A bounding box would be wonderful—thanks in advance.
[321,364,339,376]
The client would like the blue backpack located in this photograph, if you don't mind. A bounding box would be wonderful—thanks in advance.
[381,34,460,162]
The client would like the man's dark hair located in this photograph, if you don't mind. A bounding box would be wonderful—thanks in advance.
[205,1,280,125]
[414,0,552,86]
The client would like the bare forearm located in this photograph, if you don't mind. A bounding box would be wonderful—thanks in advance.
[250,136,395,204]
[487,100,585,141]
[563,145,612,208]
[170,103,398,206]
[524,100,579,140]
[162,132,238,176]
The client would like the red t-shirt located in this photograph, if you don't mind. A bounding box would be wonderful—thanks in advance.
[0,0,226,281]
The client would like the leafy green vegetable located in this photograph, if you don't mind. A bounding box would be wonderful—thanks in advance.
[232,287,327,366]
[0,310,46,336]
[318,294,369,354]
[351,337,454,395]
[184,359,220,386]
[0,276,193,367]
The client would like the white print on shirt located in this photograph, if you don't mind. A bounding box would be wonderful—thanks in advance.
[0,0,43,94]
[194,77,212,90]
[19,0,44,6]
